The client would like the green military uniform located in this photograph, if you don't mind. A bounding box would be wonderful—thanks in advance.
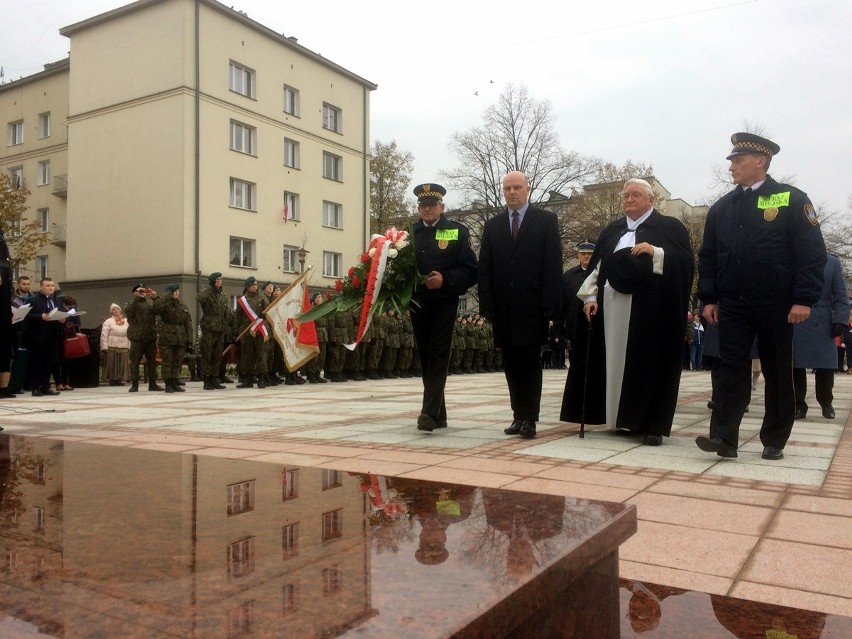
[380,311,401,377]
[326,309,350,381]
[152,284,193,393]
[306,295,329,383]
[450,317,466,374]
[461,316,476,373]
[396,311,415,377]
[125,284,164,392]
[236,277,269,388]
[197,272,230,390]
[364,313,385,380]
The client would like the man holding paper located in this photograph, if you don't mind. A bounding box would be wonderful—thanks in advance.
[26,278,64,396]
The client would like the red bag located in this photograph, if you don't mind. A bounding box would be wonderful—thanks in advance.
[64,335,91,358]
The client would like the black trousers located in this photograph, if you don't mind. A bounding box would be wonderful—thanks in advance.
[710,300,795,450]
[411,299,458,421]
[793,368,834,412]
[502,345,543,422]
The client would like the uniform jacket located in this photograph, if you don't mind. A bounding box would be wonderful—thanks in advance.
[412,215,478,305]
[153,295,193,346]
[560,264,590,346]
[25,292,64,345]
[236,290,268,333]
[794,254,850,369]
[698,176,827,306]
[478,204,562,347]
[197,284,230,332]
[125,296,159,341]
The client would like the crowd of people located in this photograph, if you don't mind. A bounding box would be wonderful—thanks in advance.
[1,132,849,464]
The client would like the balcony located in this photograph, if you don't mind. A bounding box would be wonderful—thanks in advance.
[52,174,67,198]
[51,223,66,247]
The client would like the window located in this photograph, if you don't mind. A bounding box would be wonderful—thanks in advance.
[227,601,254,638]
[37,208,49,233]
[33,506,45,532]
[37,256,48,280]
[282,523,299,559]
[322,566,341,596]
[282,191,299,222]
[282,583,298,616]
[35,462,47,484]
[283,138,300,168]
[229,237,255,268]
[322,152,342,181]
[323,252,341,278]
[322,103,341,133]
[283,85,300,116]
[321,469,343,490]
[322,201,342,229]
[321,509,343,541]
[283,245,299,274]
[229,61,255,98]
[37,160,50,186]
[229,178,256,210]
[8,166,23,189]
[227,537,255,578]
[282,467,299,500]
[227,480,255,516]
[230,120,256,155]
[8,120,23,145]
[38,112,51,138]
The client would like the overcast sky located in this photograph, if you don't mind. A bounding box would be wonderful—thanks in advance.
[2,0,851,217]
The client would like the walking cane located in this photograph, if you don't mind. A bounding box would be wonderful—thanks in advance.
[579,322,593,439]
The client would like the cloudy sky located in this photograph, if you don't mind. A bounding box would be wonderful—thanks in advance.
[2,0,851,216]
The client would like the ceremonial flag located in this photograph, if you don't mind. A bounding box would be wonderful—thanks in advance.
[265,271,319,371]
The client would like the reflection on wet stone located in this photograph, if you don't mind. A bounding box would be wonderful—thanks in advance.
[0,435,637,637]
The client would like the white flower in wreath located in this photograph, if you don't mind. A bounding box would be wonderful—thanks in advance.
[369,247,377,258]
[394,237,408,251]
[387,248,399,258]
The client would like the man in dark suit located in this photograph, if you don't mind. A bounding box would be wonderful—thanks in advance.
[478,170,562,438]
[410,183,478,432]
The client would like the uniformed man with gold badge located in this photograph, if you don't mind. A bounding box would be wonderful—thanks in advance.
[696,132,827,461]
[410,183,478,432]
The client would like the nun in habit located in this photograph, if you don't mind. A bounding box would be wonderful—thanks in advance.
[562,178,694,445]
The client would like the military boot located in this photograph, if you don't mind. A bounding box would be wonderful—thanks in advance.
[236,377,254,388]
[148,381,165,391]
[164,380,175,393]
[256,376,267,389]
[128,382,139,393]
[172,378,185,392]
[203,376,216,390]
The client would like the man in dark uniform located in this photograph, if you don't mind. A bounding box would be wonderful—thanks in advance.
[153,283,194,393]
[410,183,478,432]
[696,132,827,461]
[236,276,269,388]
[197,272,229,390]
[125,284,165,392]
[559,241,605,425]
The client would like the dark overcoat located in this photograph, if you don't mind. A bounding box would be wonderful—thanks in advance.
[478,205,562,348]
[793,255,850,369]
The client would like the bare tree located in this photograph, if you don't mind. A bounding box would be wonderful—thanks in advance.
[443,84,598,244]
[819,196,852,277]
[0,172,51,274]
[370,139,415,234]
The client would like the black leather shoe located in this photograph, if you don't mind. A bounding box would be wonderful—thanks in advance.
[504,421,522,435]
[821,405,835,419]
[707,401,714,410]
[695,435,738,458]
[519,420,537,439]
[762,446,784,460]
[31,389,44,397]
[416,414,435,432]
[643,434,663,446]
[794,409,807,420]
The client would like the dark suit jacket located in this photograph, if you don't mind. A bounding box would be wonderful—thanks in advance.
[478,204,562,348]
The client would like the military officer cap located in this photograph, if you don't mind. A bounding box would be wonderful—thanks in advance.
[726,132,781,160]
[413,183,447,204]
[208,271,222,284]
[244,276,256,289]
[132,283,145,292]
[577,241,596,253]
[165,283,180,293]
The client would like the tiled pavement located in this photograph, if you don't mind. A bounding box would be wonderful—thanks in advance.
[1,369,850,618]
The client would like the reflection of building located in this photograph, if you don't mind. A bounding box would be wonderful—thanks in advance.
[1,0,376,323]
[0,441,370,637]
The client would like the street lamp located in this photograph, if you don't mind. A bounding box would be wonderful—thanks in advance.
[298,247,309,273]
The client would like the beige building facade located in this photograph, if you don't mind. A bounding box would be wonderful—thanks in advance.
[2,0,376,326]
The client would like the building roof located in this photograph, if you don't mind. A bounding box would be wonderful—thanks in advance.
[0,58,70,93]
[58,0,377,90]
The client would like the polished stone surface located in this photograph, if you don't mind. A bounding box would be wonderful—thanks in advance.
[0,435,635,637]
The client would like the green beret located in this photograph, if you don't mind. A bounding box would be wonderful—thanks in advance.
[244,276,256,289]
[165,283,180,293]
[208,271,222,284]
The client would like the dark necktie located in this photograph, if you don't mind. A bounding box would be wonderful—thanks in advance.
[511,210,519,239]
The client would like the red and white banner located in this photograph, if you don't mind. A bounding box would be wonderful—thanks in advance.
[265,271,319,371]
[238,295,269,341]
[348,233,392,350]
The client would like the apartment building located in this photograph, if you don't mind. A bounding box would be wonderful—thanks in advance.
[2,0,376,324]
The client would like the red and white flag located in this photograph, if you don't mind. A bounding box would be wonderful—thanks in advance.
[265,271,319,371]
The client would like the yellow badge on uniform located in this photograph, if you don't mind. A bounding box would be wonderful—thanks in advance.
[763,207,778,222]
[438,239,449,250]
[804,203,819,226]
